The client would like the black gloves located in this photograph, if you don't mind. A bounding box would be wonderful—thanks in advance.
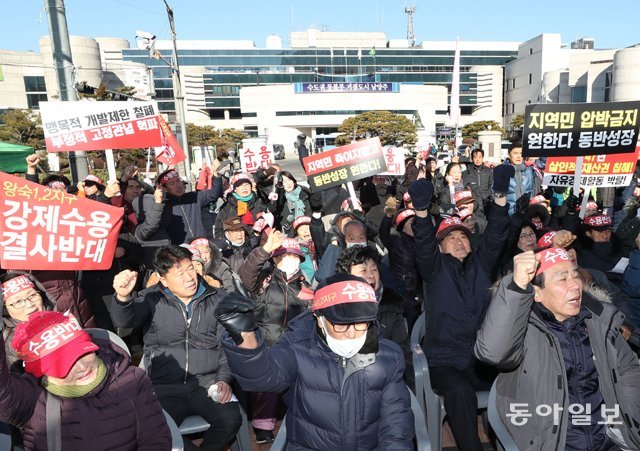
[408,179,434,211]
[309,190,323,213]
[493,164,515,194]
[565,194,580,213]
[214,293,257,345]
[514,193,531,217]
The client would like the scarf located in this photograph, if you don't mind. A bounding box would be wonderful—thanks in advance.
[513,163,526,199]
[284,186,306,223]
[43,357,107,398]
[232,192,254,222]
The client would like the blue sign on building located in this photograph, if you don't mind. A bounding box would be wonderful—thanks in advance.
[295,82,399,93]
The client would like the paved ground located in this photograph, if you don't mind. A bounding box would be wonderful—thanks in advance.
[275,153,308,184]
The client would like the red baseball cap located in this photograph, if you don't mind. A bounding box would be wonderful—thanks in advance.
[272,238,305,261]
[436,216,470,241]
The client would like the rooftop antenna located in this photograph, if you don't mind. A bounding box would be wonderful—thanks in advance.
[405,0,416,47]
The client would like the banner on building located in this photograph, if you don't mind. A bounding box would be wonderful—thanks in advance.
[303,137,387,191]
[240,138,274,173]
[154,115,186,166]
[543,147,640,188]
[523,101,640,157]
[294,82,399,94]
[380,146,406,176]
[0,172,123,270]
[40,100,163,152]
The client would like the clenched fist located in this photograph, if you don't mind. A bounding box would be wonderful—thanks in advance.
[113,270,138,302]
[513,251,540,290]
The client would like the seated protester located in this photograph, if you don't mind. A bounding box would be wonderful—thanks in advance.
[187,237,231,291]
[216,216,257,276]
[315,218,369,284]
[215,275,415,450]
[291,216,317,284]
[1,274,53,368]
[409,167,512,451]
[24,154,73,193]
[454,190,487,248]
[435,162,468,214]
[111,246,242,451]
[238,232,313,443]
[156,168,223,245]
[146,244,222,290]
[276,171,311,234]
[0,311,171,450]
[524,194,555,232]
[622,235,640,328]
[615,183,640,251]
[379,206,422,328]
[76,174,120,204]
[111,177,143,234]
[475,248,640,450]
[496,220,539,279]
[215,172,266,238]
[335,246,412,384]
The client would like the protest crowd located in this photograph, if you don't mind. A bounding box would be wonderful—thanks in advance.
[1,115,640,451]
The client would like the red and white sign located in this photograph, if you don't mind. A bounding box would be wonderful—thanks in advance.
[543,146,640,187]
[0,172,123,270]
[240,138,274,173]
[380,146,406,176]
[40,100,163,152]
[155,114,186,166]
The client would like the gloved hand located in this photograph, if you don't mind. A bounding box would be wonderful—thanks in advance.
[493,164,515,194]
[214,293,257,345]
[309,190,323,212]
[408,179,434,211]
[565,194,580,213]
[514,193,531,217]
[384,196,398,217]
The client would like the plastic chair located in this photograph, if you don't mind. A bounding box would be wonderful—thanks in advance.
[136,346,251,450]
[163,410,185,451]
[410,312,489,451]
[85,328,130,355]
[271,385,431,450]
[488,380,519,451]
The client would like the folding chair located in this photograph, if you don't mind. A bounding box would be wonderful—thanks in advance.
[410,312,489,451]
[488,380,519,451]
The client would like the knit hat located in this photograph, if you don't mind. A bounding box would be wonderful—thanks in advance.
[312,274,378,324]
[12,312,99,378]
[272,238,305,261]
[436,216,470,241]
[535,247,571,276]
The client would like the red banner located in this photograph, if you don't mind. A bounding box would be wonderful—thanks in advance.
[0,172,123,270]
[40,101,163,152]
[155,115,187,166]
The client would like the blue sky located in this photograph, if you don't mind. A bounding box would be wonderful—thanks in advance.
[2,0,637,52]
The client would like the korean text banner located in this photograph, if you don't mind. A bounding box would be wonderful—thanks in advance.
[303,137,387,191]
[522,101,640,157]
[155,114,186,166]
[40,100,163,152]
[543,147,640,188]
[0,172,123,270]
[240,139,274,173]
[380,146,406,176]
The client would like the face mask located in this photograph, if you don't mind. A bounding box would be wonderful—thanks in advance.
[278,257,300,279]
[320,317,368,359]
[346,242,366,249]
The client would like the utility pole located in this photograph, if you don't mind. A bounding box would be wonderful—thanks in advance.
[44,0,88,183]
[163,0,191,183]
[404,2,416,48]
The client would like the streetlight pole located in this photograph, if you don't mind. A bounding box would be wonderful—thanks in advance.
[163,0,191,183]
[44,0,89,183]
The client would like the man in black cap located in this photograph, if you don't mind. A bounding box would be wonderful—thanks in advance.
[215,274,414,449]
[216,216,256,275]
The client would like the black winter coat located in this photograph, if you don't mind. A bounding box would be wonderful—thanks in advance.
[221,312,414,450]
[0,335,171,451]
[239,247,312,346]
[214,193,267,238]
[379,216,420,301]
[110,280,232,387]
[412,202,510,369]
[463,163,494,203]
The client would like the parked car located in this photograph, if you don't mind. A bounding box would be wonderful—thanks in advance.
[437,152,452,168]
[273,144,285,160]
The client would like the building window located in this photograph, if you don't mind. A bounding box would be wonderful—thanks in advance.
[512,79,516,89]
[571,86,587,103]
[529,48,533,55]
[528,74,532,85]
[23,76,47,109]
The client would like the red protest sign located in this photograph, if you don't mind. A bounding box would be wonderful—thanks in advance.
[155,115,186,165]
[40,101,163,152]
[303,137,386,190]
[543,146,640,187]
[0,172,123,270]
[380,146,406,176]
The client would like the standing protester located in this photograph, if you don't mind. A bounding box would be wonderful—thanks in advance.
[215,274,415,450]
[0,310,171,450]
[215,173,266,238]
[277,172,311,234]
[463,148,494,210]
[503,141,542,216]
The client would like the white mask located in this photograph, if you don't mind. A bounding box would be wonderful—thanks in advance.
[320,317,367,359]
[346,242,366,249]
[278,256,300,279]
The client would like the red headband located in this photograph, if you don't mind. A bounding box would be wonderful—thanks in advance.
[584,214,612,228]
[2,275,35,298]
[159,170,179,185]
[536,247,571,276]
[312,281,377,311]
[190,238,210,248]
[537,231,556,249]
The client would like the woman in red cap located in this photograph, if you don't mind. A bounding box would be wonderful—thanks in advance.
[0,310,171,450]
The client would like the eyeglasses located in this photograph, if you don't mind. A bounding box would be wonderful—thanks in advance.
[520,232,536,240]
[7,292,41,309]
[327,320,370,334]
[84,181,98,188]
